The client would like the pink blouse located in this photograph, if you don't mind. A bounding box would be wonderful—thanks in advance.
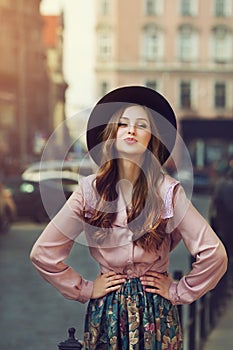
[30,174,227,305]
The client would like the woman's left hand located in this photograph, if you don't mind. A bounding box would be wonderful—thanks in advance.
[140,271,174,300]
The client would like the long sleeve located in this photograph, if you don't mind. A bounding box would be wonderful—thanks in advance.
[168,185,228,305]
[30,185,94,303]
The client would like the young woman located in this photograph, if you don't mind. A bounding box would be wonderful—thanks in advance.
[30,86,227,350]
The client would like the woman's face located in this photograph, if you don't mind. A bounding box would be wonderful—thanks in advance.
[115,105,152,158]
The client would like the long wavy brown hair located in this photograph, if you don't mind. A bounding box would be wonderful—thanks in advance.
[83,105,167,251]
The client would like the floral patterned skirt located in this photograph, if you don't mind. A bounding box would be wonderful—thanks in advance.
[83,277,183,349]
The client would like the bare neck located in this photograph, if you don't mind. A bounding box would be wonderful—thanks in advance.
[117,158,141,184]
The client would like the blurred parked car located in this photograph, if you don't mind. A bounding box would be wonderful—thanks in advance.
[0,183,17,232]
[5,158,97,223]
[5,171,80,223]
[22,158,97,181]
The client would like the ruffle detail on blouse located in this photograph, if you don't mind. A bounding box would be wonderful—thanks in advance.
[161,181,179,219]
[81,174,179,221]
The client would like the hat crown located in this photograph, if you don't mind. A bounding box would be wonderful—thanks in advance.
[86,85,177,165]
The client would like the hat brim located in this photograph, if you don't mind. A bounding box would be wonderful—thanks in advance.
[86,86,177,165]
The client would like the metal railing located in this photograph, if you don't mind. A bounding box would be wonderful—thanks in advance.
[175,262,231,350]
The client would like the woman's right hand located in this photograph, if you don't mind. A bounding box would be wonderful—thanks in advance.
[91,271,126,299]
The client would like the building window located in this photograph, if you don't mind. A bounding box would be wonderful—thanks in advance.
[145,0,163,15]
[214,0,231,16]
[180,81,192,109]
[180,0,198,16]
[100,81,109,96]
[212,26,232,63]
[145,80,157,90]
[178,26,198,62]
[143,26,163,61]
[214,82,226,108]
[100,0,110,15]
[98,30,112,61]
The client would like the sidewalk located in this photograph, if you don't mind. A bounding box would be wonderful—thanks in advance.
[202,296,233,349]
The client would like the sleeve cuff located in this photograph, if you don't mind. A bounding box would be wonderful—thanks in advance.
[78,279,94,304]
[169,281,180,305]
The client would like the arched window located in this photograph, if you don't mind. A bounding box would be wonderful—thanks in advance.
[211,26,232,62]
[142,26,163,61]
[178,25,198,62]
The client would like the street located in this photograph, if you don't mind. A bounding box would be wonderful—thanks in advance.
[0,222,99,349]
[0,195,210,350]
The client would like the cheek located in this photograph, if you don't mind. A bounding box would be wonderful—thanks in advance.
[115,130,122,150]
[142,132,152,147]
[116,128,124,139]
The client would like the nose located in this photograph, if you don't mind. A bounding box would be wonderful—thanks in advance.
[128,123,136,135]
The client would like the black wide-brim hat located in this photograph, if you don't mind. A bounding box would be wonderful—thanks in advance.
[86,85,177,165]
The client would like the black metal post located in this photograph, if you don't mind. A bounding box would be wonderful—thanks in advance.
[188,254,197,350]
[173,270,183,326]
[189,301,196,350]
[58,328,83,350]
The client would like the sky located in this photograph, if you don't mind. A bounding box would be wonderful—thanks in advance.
[40,0,95,118]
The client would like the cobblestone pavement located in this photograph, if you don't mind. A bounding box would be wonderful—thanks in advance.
[0,222,98,350]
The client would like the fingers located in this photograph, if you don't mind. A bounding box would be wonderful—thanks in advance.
[140,271,164,284]
[92,271,172,300]
[91,272,126,299]
[105,272,126,291]
[139,272,173,299]
[139,275,159,292]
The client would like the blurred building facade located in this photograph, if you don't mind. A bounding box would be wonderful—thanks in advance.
[42,13,69,159]
[94,0,233,173]
[0,0,67,176]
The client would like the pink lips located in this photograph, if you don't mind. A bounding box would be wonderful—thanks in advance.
[124,137,137,144]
